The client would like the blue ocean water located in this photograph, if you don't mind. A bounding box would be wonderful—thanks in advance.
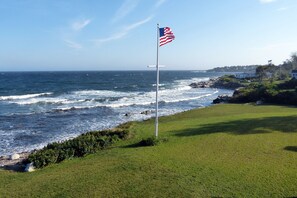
[0,71,232,156]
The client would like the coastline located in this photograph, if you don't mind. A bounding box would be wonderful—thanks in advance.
[0,76,235,170]
[1,104,296,196]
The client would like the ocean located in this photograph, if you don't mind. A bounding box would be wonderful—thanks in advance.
[0,71,232,156]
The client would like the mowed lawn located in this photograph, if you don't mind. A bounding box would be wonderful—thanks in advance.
[1,104,297,197]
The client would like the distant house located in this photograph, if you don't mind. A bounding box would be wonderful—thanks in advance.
[292,70,297,79]
[235,72,257,79]
[266,72,273,79]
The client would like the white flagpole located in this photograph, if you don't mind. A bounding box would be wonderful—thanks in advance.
[155,23,160,138]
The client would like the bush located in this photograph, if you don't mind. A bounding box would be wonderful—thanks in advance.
[278,78,297,89]
[28,128,130,168]
[230,79,297,105]
[28,149,58,168]
[139,137,160,146]
[139,136,168,147]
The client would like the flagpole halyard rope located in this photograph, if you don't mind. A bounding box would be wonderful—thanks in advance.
[155,23,160,138]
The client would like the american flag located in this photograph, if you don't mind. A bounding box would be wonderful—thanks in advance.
[159,27,175,47]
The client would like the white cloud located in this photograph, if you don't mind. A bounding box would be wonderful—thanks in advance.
[124,16,153,31]
[155,0,167,8]
[92,32,127,43]
[71,19,91,31]
[93,16,153,44]
[259,0,277,4]
[112,0,139,23]
[64,39,82,49]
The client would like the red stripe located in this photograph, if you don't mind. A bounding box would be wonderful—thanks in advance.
[159,27,175,47]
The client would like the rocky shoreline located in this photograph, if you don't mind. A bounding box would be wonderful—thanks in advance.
[0,152,33,172]
[1,76,238,172]
[189,77,240,104]
[189,77,243,90]
[189,78,217,88]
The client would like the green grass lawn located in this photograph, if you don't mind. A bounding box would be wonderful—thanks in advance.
[1,104,297,197]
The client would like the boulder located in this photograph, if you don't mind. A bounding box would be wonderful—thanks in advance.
[124,113,131,117]
[141,110,153,115]
[213,95,232,104]
[10,153,20,160]
[256,100,263,105]
[189,82,210,88]
[24,163,35,172]
[189,78,217,89]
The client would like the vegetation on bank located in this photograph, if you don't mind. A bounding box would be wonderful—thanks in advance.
[207,65,258,73]
[230,78,297,105]
[207,52,297,78]
[212,75,250,89]
[211,53,297,105]
[0,104,297,197]
[28,123,131,168]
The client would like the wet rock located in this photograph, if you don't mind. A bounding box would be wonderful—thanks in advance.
[213,95,232,104]
[140,110,153,115]
[24,162,35,172]
[124,113,131,117]
[256,100,263,105]
[10,153,20,160]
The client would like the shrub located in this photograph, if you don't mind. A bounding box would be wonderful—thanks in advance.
[28,149,59,168]
[139,137,159,146]
[139,136,168,147]
[278,78,297,89]
[28,128,130,168]
[230,79,297,105]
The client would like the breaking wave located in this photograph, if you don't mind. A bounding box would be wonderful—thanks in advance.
[0,92,52,100]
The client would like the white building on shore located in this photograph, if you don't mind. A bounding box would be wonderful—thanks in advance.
[235,72,257,79]
[292,70,297,79]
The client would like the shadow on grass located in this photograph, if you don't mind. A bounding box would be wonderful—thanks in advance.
[122,142,144,148]
[174,115,297,137]
[284,146,297,152]
[0,164,24,172]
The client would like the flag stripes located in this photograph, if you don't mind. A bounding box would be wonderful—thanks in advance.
[159,27,175,47]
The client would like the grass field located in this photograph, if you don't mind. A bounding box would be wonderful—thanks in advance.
[1,104,297,197]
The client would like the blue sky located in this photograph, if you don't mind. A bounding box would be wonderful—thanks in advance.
[0,0,297,71]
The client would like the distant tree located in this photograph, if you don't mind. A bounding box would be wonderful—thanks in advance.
[256,65,278,81]
[291,52,297,70]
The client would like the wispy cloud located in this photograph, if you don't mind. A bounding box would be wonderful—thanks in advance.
[259,0,277,4]
[112,0,139,23]
[71,19,91,31]
[125,16,153,31]
[93,16,153,45]
[64,39,82,49]
[277,7,288,11]
[155,0,167,8]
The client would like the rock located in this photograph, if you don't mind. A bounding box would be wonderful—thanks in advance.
[124,113,131,117]
[189,78,217,89]
[10,153,20,160]
[256,100,263,105]
[24,163,35,172]
[190,82,209,88]
[232,87,244,96]
[213,95,232,104]
[141,110,153,115]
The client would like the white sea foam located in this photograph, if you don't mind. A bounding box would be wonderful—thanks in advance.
[2,79,220,114]
[71,90,136,98]
[0,92,52,100]
[152,83,165,87]
[49,84,220,111]
[162,93,215,103]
